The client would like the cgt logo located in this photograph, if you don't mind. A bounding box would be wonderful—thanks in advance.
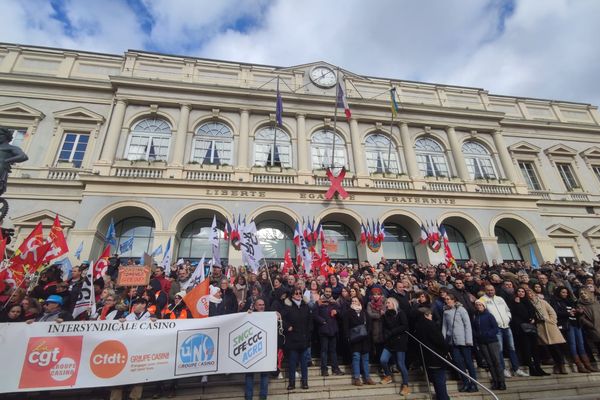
[175,328,219,376]
[19,336,83,389]
[228,322,267,368]
[89,340,128,379]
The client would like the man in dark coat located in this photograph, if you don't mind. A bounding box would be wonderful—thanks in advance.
[315,286,343,376]
[415,307,450,400]
[282,288,313,390]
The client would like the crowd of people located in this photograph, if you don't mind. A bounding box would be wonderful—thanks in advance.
[2,255,600,400]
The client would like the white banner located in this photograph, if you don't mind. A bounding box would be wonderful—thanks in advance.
[0,312,277,393]
[240,221,264,273]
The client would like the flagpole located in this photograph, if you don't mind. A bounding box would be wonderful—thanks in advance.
[331,68,340,169]
[386,110,395,174]
[272,76,279,167]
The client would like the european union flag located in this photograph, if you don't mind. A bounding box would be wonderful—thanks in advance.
[106,219,117,246]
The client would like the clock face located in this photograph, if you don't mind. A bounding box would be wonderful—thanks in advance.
[310,66,336,88]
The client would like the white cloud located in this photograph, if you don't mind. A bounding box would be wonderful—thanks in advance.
[1,0,599,105]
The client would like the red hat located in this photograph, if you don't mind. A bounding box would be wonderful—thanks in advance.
[371,287,383,295]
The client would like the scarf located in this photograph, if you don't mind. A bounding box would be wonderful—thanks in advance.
[292,298,302,307]
[370,295,385,312]
[350,302,362,313]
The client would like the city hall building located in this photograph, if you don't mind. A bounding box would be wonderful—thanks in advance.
[1,43,599,268]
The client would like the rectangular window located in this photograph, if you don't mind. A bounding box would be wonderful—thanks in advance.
[556,163,578,191]
[518,161,542,190]
[9,128,26,148]
[57,133,89,167]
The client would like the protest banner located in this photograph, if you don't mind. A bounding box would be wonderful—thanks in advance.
[0,312,277,393]
[116,265,152,287]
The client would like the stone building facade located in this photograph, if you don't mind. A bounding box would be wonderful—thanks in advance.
[1,43,599,267]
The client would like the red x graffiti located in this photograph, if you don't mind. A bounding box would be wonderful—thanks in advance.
[325,167,349,200]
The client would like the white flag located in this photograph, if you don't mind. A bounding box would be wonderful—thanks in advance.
[181,254,205,291]
[298,223,312,275]
[161,238,172,270]
[240,220,264,273]
[209,215,221,267]
[72,261,96,319]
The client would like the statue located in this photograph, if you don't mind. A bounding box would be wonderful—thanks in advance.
[0,127,28,220]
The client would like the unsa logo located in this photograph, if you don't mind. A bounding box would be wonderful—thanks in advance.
[228,322,267,368]
[180,333,215,364]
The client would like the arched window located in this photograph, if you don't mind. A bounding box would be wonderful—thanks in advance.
[442,224,470,261]
[321,222,357,263]
[382,223,416,262]
[192,122,233,165]
[311,130,347,169]
[462,141,497,179]
[495,226,523,261]
[126,118,171,161]
[178,218,229,263]
[415,137,449,177]
[115,217,155,257]
[365,134,401,174]
[257,220,296,262]
[254,127,292,167]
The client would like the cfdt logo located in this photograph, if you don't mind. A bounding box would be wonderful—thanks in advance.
[19,336,83,389]
[175,328,219,376]
[89,340,128,379]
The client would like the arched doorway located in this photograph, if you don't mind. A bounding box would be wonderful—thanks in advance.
[114,216,155,258]
[441,224,471,263]
[382,223,416,263]
[321,221,358,264]
[494,226,523,262]
[178,218,229,264]
[256,219,296,264]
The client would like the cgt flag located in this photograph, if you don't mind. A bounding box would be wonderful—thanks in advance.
[42,215,69,263]
[94,245,111,279]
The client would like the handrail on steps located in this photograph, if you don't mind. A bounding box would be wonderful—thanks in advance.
[406,331,500,400]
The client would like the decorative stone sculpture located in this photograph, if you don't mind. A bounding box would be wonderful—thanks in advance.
[0,127,28,220]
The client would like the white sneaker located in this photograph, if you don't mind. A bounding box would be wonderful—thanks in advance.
[277,372,283,379]
[503,369,512,378]
[201,375,208,383]
[514,369,529,377]
[295,371,300,378]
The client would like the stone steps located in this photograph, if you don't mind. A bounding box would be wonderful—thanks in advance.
[17,367,600,400]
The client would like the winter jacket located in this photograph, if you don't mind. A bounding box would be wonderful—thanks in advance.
[579,295,600,342]
[282,299,313,351]
[531,297,566,345]
[315,297,340,337]
[366,301,385,344]
[442,304,473,346]
[415,316,449,368]
[478,295,511,329]
[343,307,370,354]
[509,298,537,336]
[382,309,409,352]
[473,309,499,344]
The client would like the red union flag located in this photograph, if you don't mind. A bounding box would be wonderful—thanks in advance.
[94,245,111,279]
[42,215,69,263]
[14,222,44,257]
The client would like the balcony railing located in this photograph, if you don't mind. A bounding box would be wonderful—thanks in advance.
[113,166,164,179]
[569,192,590,202]
[186,170,232,181]
[315,176,356,187]
[476,183,515,195]
[530,190,551,200]
[372,179,411,190]
[252,173,296,185]
[426,181,465,192]
[47,167,80,181]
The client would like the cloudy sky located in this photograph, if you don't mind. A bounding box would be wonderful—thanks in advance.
[2,0,599,106]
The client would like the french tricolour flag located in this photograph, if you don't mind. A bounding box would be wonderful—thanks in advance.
[337,80,352,120]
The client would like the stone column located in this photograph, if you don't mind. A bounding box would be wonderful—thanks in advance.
[238,109,250,170]
[171,104,191,166]
[100,99,127,163]
[446,126,469,180]
[399,122,420,178]
[349,118,366,176]
[493,130,522,183]
[296,113,308,172]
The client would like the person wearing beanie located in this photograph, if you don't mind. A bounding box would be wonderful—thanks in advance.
[208,285,225,317]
